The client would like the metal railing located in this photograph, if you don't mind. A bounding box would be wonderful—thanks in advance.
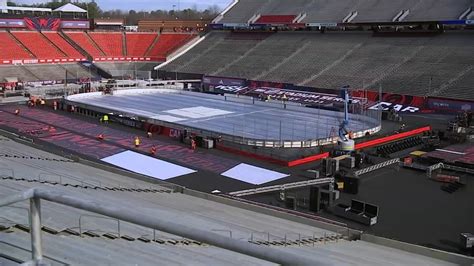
[79,214,121,238]
[354,158,400,177]
[0,188,331,265]
[229,178,334,197]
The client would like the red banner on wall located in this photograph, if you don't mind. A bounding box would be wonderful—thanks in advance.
[351,90,427,113]
[24,17,61,31]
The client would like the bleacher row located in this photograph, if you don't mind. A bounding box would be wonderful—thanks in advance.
[219,0,474,23]
[161,31,474,100]
[0,30,196,63]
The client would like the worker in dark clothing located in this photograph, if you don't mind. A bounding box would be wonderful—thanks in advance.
[467,111,473,127]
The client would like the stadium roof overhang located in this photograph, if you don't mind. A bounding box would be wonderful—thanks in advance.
[0,6,52,12]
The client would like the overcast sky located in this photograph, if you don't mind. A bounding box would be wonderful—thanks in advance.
[14,0,232,11]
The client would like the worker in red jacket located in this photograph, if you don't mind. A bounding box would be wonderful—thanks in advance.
[150,145,157,156]
[96,134,105,141]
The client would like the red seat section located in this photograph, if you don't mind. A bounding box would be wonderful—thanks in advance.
[12,31,65,59]
[0,32,33,61]
[43,31,84,58]
[256,15,296,24]
[147,34,195,59]
[65,31,103,57]
[126,33,157,57]
[88,32,124,57]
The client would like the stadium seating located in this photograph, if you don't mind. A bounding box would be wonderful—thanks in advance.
[0,31,194,63]
[88,32,124,57]
[64,31,104,57]
[125,32,158,57]
[42,31,84,58]
[0,31,33,61]
[0,63,95,82]
[256,15,296,23]
[147,33,195,59]
[161,31,474,100]
[0,65,36,81]
[219,0,473,23]
[95,62,157,79]
[163,32,264,74]
[218,0,269,23]
[11,31,65,59]
[216,33,307,78]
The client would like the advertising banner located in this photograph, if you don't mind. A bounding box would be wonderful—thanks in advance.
[24,17,61,31]
[427,97,474,113]
[0,19,26,28]
[61,20,90,29]
[352,90,426,113]
[202,75,246,86]
[247,87,364,105]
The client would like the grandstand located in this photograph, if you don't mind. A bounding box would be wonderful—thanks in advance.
[218,0,474,23]
[11,31,65,59]
[1,0,474,264]
[0,64,94,82]
[0,31,195,62]
[0,136,465,265]
[42,31,85,58]
[125,32,158,57]
[160,31,474,100]
[147,33,197,60]
[0,32,33,62]
[0,31,197,83]
[88,32,124,57]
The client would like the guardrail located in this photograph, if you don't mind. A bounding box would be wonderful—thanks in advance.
[229,178,334,197]
[0,188,331,266]
[354,158,400,177]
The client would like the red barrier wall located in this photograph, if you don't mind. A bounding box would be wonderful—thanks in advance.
[354,126,431,150]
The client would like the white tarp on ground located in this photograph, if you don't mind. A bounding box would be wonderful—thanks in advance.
[165,106,233,119]
[101,150,196,180]
[221,163,289,185]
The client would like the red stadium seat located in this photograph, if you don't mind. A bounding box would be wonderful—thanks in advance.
[0,31,33,61]
[11,31,65,59]
[43,31,84,58]
[147,33,195,59]
[126,32,158,57]
[256,15,296,24]
[65,31,104,57]
[88,32,124,57]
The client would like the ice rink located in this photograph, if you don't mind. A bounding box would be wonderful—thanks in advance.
[67,89,380,146]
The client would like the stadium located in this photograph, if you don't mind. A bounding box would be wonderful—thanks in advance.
[0,0,473,265]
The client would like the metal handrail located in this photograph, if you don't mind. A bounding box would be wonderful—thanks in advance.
[78,214,121,238]
[211,229,233,239]
[38,173,62,184]
[0,167,15,178]
[0,188,331,266]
